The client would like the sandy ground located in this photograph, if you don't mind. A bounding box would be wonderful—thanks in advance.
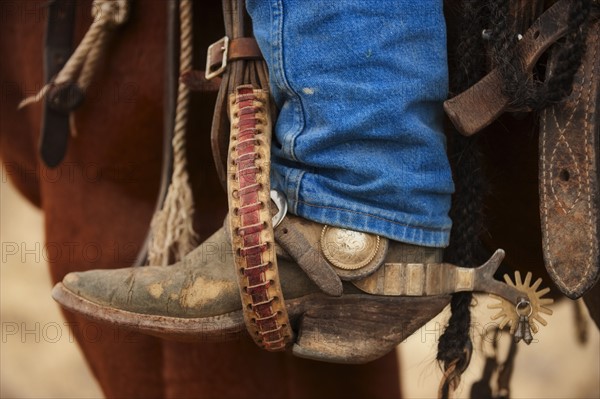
[1,176,599,399]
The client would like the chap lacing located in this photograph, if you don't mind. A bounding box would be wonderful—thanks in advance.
[229,86,293,351]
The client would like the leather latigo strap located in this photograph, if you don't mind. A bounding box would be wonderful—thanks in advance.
[539,19,600,299]
[227,85,293,350]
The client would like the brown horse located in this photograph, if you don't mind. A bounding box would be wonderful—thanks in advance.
[1,0,598,398]
[0,1,401,397]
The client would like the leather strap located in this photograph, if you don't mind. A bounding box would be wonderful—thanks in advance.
[211,0,270,189]
[40,0,77,167]
[444,0,573,136]
[217,0,292,351]
[274,215,343,296]
[181,37,260,92]
[538,18,600,299]
[227,85,293,351]
[180,70,222,91]
[207,37,262,74]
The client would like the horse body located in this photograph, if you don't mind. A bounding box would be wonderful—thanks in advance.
[3,0,600,397]
[1,1,401,397]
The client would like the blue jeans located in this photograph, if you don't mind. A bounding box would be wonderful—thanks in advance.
[246,0,453,247]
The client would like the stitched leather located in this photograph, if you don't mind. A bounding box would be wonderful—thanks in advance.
[538,18,600,299]
[227,85,293,351]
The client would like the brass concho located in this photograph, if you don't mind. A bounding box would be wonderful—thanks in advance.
[320,225,380,270]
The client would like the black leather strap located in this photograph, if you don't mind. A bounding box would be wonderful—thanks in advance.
[40,0,77,167]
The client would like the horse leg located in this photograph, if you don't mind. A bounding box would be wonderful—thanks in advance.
[1,1,166,396]
[161,340,400,399]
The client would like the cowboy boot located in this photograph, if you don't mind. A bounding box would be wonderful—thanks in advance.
[54,85,489,364]
[53,212,451,364]
[53,85,525,363]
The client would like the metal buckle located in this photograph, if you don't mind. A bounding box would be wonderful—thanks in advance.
[205,36,229,80]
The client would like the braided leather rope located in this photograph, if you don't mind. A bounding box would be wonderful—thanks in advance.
[227,85,293,351]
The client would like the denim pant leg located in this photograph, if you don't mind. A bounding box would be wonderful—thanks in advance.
[246,0,454,248]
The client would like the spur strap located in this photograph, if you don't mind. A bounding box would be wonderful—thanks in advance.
[41,0,77,167]
[227,85,293,351]
[539,19,600,299]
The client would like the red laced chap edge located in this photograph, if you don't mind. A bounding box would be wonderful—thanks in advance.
[228,85,293,351]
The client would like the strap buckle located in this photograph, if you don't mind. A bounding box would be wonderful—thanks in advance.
[205,36,229,80]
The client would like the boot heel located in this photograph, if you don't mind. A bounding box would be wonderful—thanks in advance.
[292,294,449,364]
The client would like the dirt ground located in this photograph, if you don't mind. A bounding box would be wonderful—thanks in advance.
[1,177,599,398]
